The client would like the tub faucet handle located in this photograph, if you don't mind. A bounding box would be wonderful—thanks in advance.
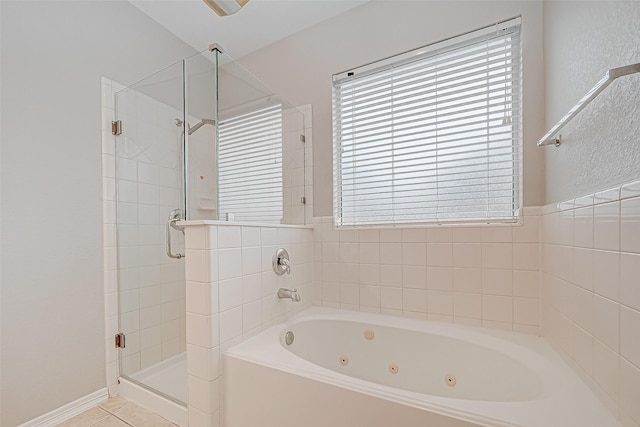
[279,257,291,275]
[273,248,291,275]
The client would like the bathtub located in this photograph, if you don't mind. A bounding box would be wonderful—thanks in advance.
[224,307,619,427]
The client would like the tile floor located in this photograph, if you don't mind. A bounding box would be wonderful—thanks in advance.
[55,396,177,427]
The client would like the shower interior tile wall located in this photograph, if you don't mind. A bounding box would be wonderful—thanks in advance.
[541,181,640,426]
[313,208,541,334]
[102,77,188,386]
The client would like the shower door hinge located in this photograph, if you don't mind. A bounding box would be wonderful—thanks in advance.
[115,333,126,349]
[111,120,122,136]
[300,197,306,205]
[300,134,305,143]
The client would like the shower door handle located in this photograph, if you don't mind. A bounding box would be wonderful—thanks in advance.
[166,209,185,259]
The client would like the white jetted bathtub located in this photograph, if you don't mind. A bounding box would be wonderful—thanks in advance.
[224,308,619,427]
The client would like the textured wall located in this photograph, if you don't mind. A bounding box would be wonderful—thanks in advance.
[543,1,640,204]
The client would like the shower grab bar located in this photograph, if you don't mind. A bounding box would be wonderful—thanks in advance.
[166,209,185,259]
[538,62,640,147]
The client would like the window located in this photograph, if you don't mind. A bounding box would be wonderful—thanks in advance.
[332,17,522,226]
[218,104,283,222]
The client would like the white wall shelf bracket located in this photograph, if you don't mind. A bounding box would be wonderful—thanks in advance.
[537,62,640,147]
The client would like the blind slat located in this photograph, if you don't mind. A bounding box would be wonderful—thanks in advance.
[218,104,283,222]
[333,20,521,226]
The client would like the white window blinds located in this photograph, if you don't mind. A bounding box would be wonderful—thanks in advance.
[218,104,283,223]
[333,17,522,226]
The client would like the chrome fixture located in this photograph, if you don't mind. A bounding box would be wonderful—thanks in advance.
[278,288,301,302]
[174,118,184,127]
[188,119,215,136]
[166,208,185,259]
[284,331,294,345]
[538,62,640,147]
[111,120,122,136]
[202,0,249,17]
[272,248,291,275]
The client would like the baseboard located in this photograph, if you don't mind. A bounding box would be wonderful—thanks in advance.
[18,388,109,427]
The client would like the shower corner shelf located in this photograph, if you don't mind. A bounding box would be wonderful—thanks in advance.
[537,62,640,147]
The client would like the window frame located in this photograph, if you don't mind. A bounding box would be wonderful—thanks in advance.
[332,17,523,227]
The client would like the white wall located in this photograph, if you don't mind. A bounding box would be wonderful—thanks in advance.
[543,1,640,204]
[237,0,546,216]
[0,2,196,425]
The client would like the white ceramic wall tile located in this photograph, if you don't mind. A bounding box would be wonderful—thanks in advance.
[513,270,539,298]
[359,285,381,308]
[379,264,402,287]
[218,226,241,249]
[514,297,539,326]
[513,215,540,243]
[453,227,482,243]
[513,243,540,271]
[574,206,594,248]
[482,226,512,243]
[621,197,640,254]
[594,202,620,251]
[186,313,218,349]
[379,243,402,264]
[379,229,402,243]
[482,269,512,296]
[241,246,261,276]
[620,253,640,312]
[402,288,427,313]
[219,277,243,312]
[452,244,482,268]
[359,264,380,286]
[594,295,619,351]
[593,338,620,402]
[218,249,242,281]
[427,290,453,316]
[453,292,481,319]
[620,306,640,369]
[593,250,620,301]
[402,265,427,289]
[482,295,513,323]
[453,268,482,293]
[187,376,220,414]
[620,358,640,425]
[482,243,513,269]
[541,181,640,424]
[427,243,452,267]
[359,242,380,264]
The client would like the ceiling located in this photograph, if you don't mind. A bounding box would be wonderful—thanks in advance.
[129,0,370,59]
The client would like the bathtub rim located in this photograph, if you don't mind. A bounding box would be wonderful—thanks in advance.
[225,306,621,427]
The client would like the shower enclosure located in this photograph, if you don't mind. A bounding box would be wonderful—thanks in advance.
[112,45,306,405]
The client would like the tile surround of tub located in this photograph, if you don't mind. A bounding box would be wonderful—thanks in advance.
[313,207,541,334]
[541,180,640,426]
[184,224,314,427]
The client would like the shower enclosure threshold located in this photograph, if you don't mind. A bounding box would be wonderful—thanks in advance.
[129,352,187,403]
[119,353,188,427]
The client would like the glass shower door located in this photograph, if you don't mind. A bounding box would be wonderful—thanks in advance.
[113,60,188,404]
